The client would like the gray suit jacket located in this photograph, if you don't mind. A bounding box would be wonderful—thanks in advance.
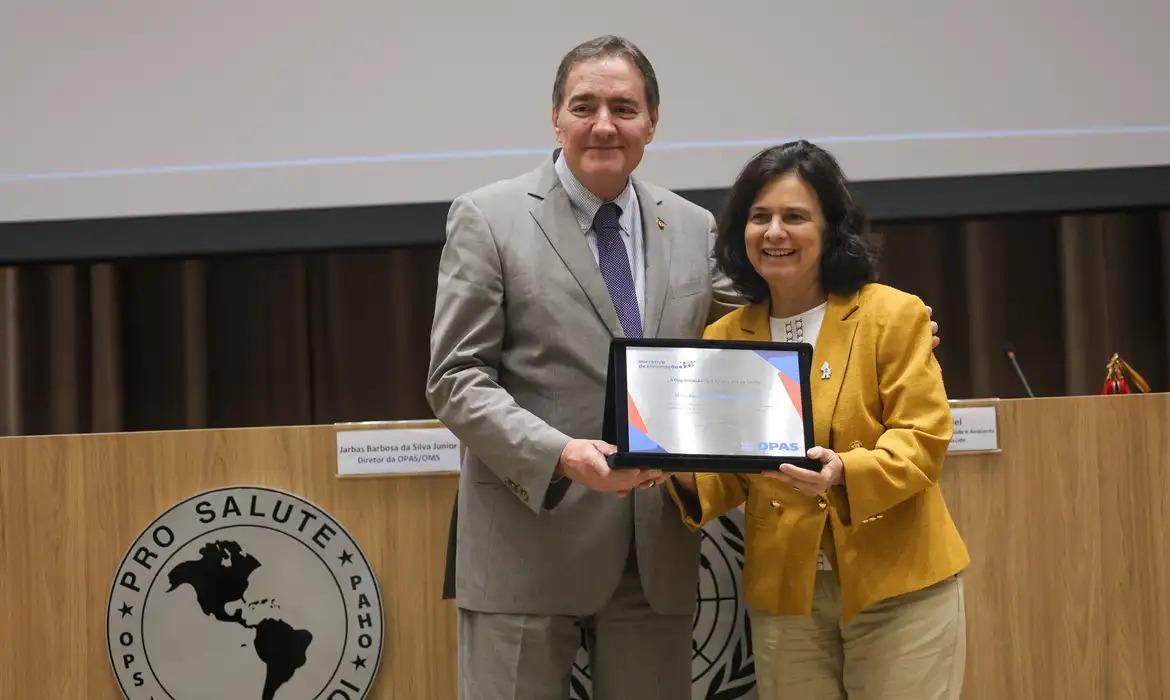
[427,157,738,616]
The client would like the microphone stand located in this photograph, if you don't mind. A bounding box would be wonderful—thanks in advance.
[1003,344,1035,398]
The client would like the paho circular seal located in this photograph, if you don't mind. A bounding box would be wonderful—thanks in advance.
[107,487,383,700]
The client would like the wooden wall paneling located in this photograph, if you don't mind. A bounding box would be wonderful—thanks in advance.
[120,260,202,431]
[384,247,442,420]
[959,218,1066,399]
[90,263,125,433]
[1160,212,1170,386]
[307,249,441,424]
[178,259,208,428]
[960,221,1011,399]
[47,265,85,432]
[1060,213,1166,395]
[206,255,313,427]
[0,267,23,435]
[875,221,975,398]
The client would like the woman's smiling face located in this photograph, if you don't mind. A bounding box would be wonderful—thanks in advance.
[744,172,826,297]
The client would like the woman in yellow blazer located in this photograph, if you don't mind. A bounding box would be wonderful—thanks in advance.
[670,141,969,699]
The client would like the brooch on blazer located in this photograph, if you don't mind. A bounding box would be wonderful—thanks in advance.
[820,361,831,380]
[656,217,666,230]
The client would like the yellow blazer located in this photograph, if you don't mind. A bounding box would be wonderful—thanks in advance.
[671,283,969,622]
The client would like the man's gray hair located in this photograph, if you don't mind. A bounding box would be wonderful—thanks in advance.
[552,35,660,111]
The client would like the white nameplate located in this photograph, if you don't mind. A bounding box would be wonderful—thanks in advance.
[336,427,460,476]
[948,406,999,453]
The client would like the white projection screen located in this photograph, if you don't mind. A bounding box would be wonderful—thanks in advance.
[2,0,1169,224]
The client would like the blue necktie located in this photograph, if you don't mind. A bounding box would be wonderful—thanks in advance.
[593,202,642,338]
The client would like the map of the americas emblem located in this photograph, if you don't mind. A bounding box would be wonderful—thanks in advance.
[107,487,382,699]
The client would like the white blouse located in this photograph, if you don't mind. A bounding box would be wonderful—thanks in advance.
[768,301,828,348]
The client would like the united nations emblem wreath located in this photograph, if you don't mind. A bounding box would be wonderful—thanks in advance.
[107,486,383,700]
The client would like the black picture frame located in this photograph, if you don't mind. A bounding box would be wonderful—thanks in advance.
[603,337,819,473]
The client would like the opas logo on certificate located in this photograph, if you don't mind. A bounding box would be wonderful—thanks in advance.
[740,441,802,453]
[625,346,807,458]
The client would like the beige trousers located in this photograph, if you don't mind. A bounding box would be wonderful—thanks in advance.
[751,572,966,700]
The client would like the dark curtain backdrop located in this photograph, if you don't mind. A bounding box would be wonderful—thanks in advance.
[1,209,1167,437]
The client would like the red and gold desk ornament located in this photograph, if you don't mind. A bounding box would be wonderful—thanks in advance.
[1101,353,1150,395]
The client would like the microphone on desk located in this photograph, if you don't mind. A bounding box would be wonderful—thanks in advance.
[1003,343,1036,398]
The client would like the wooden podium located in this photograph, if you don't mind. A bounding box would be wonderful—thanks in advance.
[2,394,1168,698]
[0,422,460,699]
[943,393,1170,698]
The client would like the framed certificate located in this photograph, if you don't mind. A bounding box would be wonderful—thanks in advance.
[603,338,818,473]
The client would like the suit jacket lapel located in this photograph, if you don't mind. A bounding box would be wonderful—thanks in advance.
[811,292,861,447]
[528,160,623,337]
[634,178,671,339]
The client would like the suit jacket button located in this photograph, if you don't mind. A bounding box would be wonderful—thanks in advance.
[769,500,781,508]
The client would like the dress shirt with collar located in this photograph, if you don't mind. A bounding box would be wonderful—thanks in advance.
[554,153,646,315]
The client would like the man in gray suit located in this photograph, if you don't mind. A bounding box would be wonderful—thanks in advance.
[427,36,737,699]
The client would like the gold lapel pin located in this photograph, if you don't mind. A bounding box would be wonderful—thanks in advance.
[656,217,666,230]
[820,361,831,380]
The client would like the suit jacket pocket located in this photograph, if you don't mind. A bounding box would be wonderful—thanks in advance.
[745,490,785,522]
[465,454,506,485]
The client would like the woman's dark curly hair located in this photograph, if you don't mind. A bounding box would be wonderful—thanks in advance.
[714,140,877,303]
